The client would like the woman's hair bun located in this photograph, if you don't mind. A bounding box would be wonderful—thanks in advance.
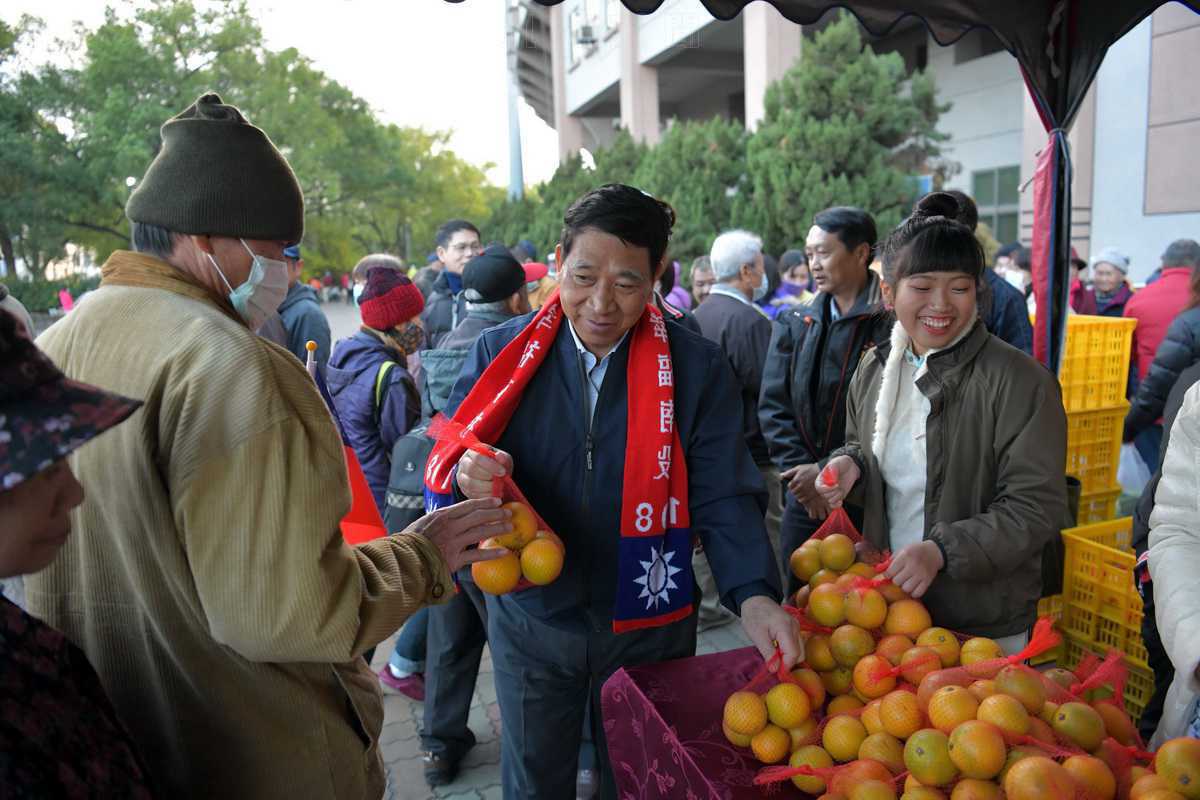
[913,191,961,222]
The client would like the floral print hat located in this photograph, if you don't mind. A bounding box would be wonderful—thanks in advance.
[0,309,141,491]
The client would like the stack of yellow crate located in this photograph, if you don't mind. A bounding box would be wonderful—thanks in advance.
[1058,315,1139,523]
[1058,518,1155,721]
[1033,315,1138,667]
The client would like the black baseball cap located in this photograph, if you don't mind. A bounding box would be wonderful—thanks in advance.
[463,245,540,303]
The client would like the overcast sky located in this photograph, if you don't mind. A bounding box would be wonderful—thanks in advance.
[6,0,562,187]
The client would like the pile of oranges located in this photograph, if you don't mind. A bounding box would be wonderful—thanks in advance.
[470,501,563,594]
[720,533,1200,800]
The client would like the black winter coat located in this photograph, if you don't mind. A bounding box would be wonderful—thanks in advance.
[758,272,891,469]
[1125,306,1200,441]
[420,271,467,348]
[693,291,772,465]
[1132,360,1200,555]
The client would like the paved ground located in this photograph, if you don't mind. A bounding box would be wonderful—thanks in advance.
[322,299,755,799]
[370,621,754,800]
[324,296,362,341]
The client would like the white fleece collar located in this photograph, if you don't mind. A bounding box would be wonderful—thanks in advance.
[871,311,978,464]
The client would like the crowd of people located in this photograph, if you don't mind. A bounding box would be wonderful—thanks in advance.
[3,90,1200,800]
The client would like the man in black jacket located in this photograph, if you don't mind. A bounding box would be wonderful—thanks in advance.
[421,219,482,346]
[758,207,892,595]
[694,229,782,624]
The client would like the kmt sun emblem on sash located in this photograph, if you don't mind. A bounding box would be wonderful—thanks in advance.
[633,545,682,610]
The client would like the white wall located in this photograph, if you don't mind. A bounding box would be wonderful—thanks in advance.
[635,0,712,63]
[1091,16,1200,283]
[927,41,1024,194]
[560,0,621,115]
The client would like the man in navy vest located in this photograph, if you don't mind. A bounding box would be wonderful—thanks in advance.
[445,185,799,799]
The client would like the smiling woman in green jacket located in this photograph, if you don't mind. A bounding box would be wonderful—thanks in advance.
[817,192,1069,651]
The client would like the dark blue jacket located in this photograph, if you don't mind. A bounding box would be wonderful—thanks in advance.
[327,332,420,514]
[445,314,782,631]
[983,269,1033,355]
[278,282,331,367]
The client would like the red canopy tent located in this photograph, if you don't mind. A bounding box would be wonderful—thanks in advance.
[514,0,1200,373]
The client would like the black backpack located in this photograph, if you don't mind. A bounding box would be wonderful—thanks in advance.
[384,423,434,532]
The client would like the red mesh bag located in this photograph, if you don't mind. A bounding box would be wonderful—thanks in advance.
[1067,649,1129,704]
[754,757,900,792]
[1095,736,1155,798]
[912,618,1062,709]
[427,415,565,591]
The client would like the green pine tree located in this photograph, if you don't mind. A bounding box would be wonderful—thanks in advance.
[633,117,746,261]
[733,13,951,254]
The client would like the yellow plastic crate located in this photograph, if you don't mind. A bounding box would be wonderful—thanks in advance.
[1066,404,1127,495]
[1077,485,1122,525]
[1059,316,1137,412]
[1062,635,1154,723]
[1060,518,1149,670]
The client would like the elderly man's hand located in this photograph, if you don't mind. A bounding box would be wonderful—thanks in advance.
[405,497,513,573]
[740,595,803,669]
[456,448,515,499]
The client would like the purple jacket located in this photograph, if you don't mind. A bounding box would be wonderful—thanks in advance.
[326,332,420,514]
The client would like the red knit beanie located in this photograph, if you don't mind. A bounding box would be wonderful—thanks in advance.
[359,267,424,330]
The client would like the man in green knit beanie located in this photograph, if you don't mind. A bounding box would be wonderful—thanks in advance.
[27,93,510,799]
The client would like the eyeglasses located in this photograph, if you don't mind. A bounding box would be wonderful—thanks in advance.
[449,242,483,254]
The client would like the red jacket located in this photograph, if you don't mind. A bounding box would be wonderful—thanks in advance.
[1124,267,1194,382]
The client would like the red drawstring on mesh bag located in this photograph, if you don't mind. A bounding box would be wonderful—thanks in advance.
[782,604,834,637]
[957,617,1063,679]
[426,414,565,591]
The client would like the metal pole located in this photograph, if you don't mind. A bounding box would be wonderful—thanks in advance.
[506,1,525,200]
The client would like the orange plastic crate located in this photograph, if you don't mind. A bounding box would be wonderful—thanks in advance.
[1066,404,1127,495]
[1059,518,1149,670]
[1058,316,1137,412]
[1062,636,1154,722]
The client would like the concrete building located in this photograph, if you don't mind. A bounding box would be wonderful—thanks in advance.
[512,1,1198,281]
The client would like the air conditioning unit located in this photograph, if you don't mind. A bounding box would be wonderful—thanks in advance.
[576,25,597,45]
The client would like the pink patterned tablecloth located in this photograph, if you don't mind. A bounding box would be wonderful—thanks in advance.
[601,646,809,800]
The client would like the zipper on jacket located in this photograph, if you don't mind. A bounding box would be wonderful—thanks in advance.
[578,353,595,514]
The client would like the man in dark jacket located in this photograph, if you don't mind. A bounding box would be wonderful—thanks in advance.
[694,229,781,628]
[277,244,331,367]
[941,191,1032,354]
[759,207,891,595]
[444,185,795,799]
[417,245,535,787]
[421,220,482,347]
[1131,361,1200,739]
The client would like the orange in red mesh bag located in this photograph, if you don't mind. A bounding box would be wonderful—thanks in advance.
[722,649,821,761]
[427,415,565,595]
[754,754,898,794]
[914,618,1062,710]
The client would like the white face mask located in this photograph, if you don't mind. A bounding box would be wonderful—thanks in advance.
[1003,268,1028,291]
[752,268,770,302]
[207,239,290,329]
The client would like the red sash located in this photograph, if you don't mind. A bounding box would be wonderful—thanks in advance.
[425,290,693,632]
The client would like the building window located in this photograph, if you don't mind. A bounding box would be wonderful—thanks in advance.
[605,0,621,30]
[972,166,1020,244]
[568,6,583,65]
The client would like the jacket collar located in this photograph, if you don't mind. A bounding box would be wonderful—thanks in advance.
[99,250,241,324]
[811,270,883,322]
